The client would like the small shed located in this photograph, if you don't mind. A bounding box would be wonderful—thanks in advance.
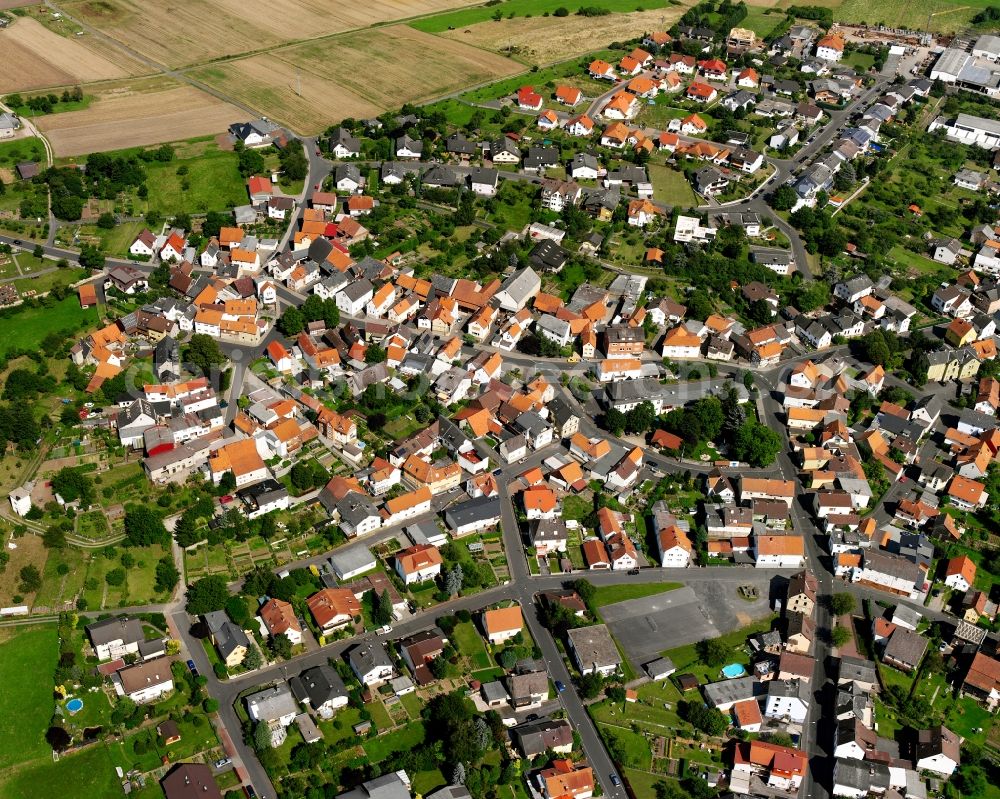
[156,720,181,745]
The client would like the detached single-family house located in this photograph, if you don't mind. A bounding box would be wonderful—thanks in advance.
[482,605,523,644]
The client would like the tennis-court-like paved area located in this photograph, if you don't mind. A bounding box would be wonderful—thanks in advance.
[603,578,775,667]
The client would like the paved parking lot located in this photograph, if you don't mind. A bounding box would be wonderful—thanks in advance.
[603,578,776,668]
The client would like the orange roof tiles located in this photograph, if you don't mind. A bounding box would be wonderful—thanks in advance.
[483,606,523,636]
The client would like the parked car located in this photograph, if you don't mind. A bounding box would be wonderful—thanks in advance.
[610,774,621,787]
[186,659,197,673]
[555,680,566,693]
[378,625,392,635]
[215,757,232,769]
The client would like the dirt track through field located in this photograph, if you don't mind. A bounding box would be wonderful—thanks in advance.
[0,17,142,92]
[37,84,247,156]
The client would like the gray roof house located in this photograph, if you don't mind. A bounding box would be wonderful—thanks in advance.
[86,616,145,660]
[338,773,412,799]
[290,665,349,716]
[346,641,395,685]
[566,624,621,675]
[510,718,574,757]
[494,266,541,311]
[203,610,251,666]
[444,496,502,535]
[328,545,377,581]
[703,676,758,710]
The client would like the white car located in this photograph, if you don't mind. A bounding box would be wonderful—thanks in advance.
[378,625,392,635]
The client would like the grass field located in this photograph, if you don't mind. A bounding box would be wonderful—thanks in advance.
[0,295,97,356]
[647,163,698,208]
[139,139,245,216]
[0,739,157,799]
[740,6,783,37]
[0,136,46,167]
[14,264,88,297]
[843,50,876,71]
[0,627,57,772]
[412,0,668,32]
[362,721,426,761]
[591,582,682,608]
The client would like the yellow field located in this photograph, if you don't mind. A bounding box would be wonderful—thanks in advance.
[192,25,523,134]
[61,0,487,68]
[37,80,247,156]
[440,5,695,65]
[0,16,145,93]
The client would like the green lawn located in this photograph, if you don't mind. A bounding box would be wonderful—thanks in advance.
[591,582,682,609]
[13,265,88,297]
[412,769,447,796]
[77,221,147,259]
[886,245,948,276]
[362,721,426,762]
[740,7,782,37]
[945,696,995,746]
[595,722,652,770]
[412,1,668,33]
[662,615,775,685]
[0,740,154,799]
[10,96,93,118]
[365,701,393,731]
[452,620,488,659]
[843,51,876,71]
[142,141,245,216]
[0,295,98,356]
[647,163,697,209]
[879,664,914,693]
[0,626,57,771]
[623,768,671,799]
[0,137,46,168]
[399,691,423,719]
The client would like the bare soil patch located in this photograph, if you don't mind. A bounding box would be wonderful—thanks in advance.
[194,25,522,134]
[37,82,247,156]
[0,16,140,93]
[62,0,486,69]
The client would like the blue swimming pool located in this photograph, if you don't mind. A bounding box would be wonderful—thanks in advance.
[66,698,83,714]
[721,663,746,679]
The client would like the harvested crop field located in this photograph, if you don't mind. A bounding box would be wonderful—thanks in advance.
[37,82,247,156]
[192,25,522,134]
[0,17,143,93]
[61,0,484,68]
[441,6,694,64]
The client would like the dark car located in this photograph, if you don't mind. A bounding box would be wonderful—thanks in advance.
[628,568,640,575]
[244,786,257,799]
[610,774,621,787]
[492,468,502,476]
[555,680,566,693]
[186,659,197,672]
